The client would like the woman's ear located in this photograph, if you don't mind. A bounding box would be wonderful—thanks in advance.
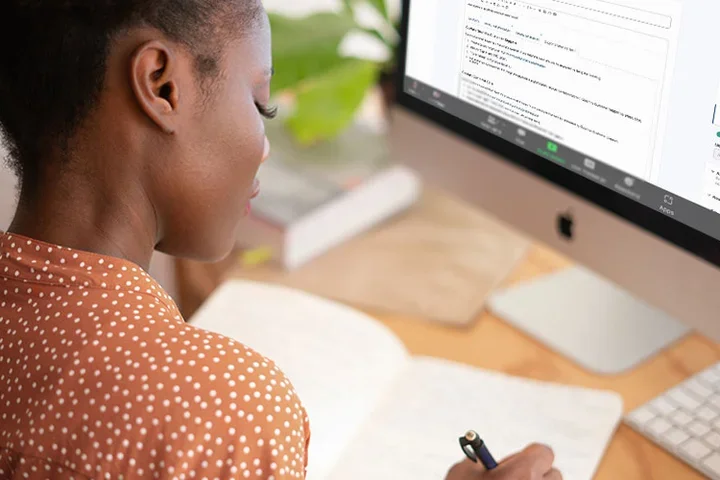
[129,40,181,134]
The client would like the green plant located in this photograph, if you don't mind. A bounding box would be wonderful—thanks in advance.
[269,0,398,146]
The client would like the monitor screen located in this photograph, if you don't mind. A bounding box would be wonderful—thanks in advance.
[402,0,720,242]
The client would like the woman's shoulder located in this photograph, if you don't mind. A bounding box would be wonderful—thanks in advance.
[131,317,311,477]
[33,280,305,420]
[81,290,309,426]
[68,290,311,478]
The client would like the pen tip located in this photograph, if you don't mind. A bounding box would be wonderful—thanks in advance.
[465,431,478,441]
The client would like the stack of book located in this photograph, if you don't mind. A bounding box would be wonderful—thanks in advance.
[235,119,421,270]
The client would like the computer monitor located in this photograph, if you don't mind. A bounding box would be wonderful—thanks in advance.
[390,0,720,374]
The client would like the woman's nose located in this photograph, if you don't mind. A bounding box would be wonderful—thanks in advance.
[262,137,271,164]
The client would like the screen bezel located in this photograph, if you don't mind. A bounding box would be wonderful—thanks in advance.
[394,0,720,269]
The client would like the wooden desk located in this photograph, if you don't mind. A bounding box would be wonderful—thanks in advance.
[364,245,720,480]
[177,243,720,480]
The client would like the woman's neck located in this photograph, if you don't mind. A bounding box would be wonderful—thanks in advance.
[9,169,158,271]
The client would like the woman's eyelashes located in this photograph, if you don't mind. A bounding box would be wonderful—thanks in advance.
[255,102,278,120]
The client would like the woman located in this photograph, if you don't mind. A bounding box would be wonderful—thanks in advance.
[0,1,560,479]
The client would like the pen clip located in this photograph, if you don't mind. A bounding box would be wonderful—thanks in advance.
[459,435,480,463]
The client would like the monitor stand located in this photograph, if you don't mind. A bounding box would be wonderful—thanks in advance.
[487,267,691,375]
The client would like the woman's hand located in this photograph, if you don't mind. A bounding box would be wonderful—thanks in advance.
[445,444,562,480]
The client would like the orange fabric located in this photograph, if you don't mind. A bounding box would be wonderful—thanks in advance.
[0,232,310,479]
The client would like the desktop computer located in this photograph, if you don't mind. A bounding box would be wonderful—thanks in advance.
[390,0,720,476]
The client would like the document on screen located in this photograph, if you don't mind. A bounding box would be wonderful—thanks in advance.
[457,0,682,179]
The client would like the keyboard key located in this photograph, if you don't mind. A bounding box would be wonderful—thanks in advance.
[710,393,720,410]
[686,379,714,399]
[680,438,712,461]
[661,428,689,447]
[697,406,719,422]
[647,417,673,436]
[688,421,711,437]
[670,410,693,427]
[669,388,701,410]
[627,407,655,427]
[705,431,720,448]
[650,397,676,415]
[700,368,720,386]
[703,453,720,477]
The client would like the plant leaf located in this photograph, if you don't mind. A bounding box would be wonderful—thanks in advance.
[366,0,389,20]
[345,0,389,20]
[285,59,380,145]
[269,12,357,95]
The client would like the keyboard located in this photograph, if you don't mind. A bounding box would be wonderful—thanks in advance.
[626,362,720,479]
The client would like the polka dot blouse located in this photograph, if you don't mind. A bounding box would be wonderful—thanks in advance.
[0,232,311,479]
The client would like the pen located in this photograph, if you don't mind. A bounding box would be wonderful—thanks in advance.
[459,430,498,470]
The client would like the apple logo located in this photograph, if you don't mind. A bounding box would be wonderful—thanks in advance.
[558,211,574,241]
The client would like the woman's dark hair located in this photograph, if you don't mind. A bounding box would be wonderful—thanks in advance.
[0,0,261,187]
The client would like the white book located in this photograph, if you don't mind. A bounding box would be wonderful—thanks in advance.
[238,161,421,270]
[189,281,624,480]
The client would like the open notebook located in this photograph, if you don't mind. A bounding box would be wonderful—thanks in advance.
[189,281,624,480]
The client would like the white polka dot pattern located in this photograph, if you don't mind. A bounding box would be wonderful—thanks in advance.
[0,232,311,479]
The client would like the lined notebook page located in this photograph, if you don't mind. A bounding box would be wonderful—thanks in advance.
[327,357,624,480]
[189,281,411,480]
